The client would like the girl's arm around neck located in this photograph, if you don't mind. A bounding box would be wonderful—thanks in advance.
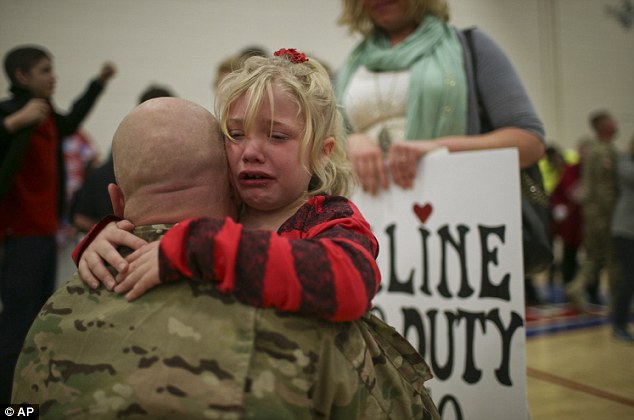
[159,196,381,321]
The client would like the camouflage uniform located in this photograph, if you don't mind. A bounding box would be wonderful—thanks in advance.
[12,225,439,419]
[569,141,620,307]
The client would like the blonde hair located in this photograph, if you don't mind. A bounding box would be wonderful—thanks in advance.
[215,52,355,197]
[338,0,450,36]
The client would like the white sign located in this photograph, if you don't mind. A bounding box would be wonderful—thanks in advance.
[353,148,528,420]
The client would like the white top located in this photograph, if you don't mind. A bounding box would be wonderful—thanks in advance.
[343,66,411,148]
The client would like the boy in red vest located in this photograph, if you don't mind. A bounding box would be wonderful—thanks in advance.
[0,44,116,402]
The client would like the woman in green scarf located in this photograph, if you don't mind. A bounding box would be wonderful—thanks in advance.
[336,0,545,194]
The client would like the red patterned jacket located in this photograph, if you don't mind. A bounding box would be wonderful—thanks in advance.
[74,195,381,322]
[160,195,380,322]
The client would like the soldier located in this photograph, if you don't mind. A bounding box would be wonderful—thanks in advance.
[12,97,439,419]
[567,110,621,312]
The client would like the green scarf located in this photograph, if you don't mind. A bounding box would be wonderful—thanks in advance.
[336,16,467,140]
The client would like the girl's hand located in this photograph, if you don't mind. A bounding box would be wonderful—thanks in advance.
[387,141,440,189]
[78,220,147,290]
[114,241,161,301]
[348,133,388,195]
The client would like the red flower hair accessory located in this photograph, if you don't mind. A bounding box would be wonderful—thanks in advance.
[274,48,309,63]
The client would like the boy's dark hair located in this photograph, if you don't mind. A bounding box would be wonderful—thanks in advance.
[589,110,611,131]
[3,45,51,87]
[138,84,175,104]
[238,45,268,61]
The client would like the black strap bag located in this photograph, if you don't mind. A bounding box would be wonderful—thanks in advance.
[463,28,553,276]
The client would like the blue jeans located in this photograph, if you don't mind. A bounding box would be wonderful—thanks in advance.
[0,235,57,403]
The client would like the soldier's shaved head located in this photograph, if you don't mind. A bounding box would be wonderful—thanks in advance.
[109,97,236,224]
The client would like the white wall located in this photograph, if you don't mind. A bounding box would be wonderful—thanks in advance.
[449,0,634,151]
[1,0,633,157]
[0,0,358,157]
[554,0,634,149]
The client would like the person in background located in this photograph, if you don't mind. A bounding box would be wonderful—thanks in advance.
[0,44,115,402]
[214,45,269,91]
[13,97,439,419]
[335,0,546,309]
[611,135,634,341]
[540,144,567,196]
[335,0,545,196]
[55,128,100,288]
[214,54,240,91]
[70,84,175,233]
[550,138,592,295]
[567,110,621,312]
[62,129,100,205]
[521,144,566,304]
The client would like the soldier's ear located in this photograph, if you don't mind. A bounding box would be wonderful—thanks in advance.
[108,183,125,218]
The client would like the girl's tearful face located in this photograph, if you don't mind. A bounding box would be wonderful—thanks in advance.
[225,83,312,215]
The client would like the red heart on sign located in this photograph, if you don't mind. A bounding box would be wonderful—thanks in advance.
[413,203,433,224]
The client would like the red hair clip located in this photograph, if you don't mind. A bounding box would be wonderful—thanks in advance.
[274,48,308,63]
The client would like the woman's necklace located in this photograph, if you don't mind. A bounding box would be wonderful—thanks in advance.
[374,71,399,154]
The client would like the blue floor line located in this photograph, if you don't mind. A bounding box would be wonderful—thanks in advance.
[526,316,609,337]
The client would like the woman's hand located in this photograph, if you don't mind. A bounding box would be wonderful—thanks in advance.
[387,141,441,189]
[348,133,388,195]
[114,241,161,301]
[78,220,147,290]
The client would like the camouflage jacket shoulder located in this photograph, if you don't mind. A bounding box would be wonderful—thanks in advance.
[13,225,438,419]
